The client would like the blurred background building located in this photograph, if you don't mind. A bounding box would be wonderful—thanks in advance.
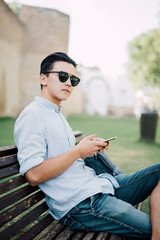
[79,65,135,117]
[0,0,144,118]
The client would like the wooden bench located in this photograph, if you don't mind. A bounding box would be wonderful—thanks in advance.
[0,130,138,240]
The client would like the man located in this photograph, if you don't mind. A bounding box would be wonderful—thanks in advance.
[14,52,160,240]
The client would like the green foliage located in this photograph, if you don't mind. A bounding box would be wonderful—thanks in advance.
[128,29,160,88]
[8,0,21,16]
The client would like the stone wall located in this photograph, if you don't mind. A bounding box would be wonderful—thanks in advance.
[0,0,24,116]
[0,1,72,116]
[19,5,70,110]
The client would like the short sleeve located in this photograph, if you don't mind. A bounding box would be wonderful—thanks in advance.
[14,106,47,175]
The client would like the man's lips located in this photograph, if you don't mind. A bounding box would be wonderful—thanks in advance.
[62,89,70,93]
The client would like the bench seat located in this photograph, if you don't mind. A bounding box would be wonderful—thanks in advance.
[0,131,128,240]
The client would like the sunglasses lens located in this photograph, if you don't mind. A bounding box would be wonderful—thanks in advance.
[59,71,80,87]
[59,72,68,82]
[71,76,80,87]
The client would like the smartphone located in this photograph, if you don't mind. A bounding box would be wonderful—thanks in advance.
[104,136,118,142]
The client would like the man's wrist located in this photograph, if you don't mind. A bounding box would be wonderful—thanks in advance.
[73,144,82,159]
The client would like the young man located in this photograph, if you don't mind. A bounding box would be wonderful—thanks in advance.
[14,52,160,240]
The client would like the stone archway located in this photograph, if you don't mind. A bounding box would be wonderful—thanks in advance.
[85,76,110,116]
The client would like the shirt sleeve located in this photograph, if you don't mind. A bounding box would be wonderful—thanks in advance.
[14,107,47,176]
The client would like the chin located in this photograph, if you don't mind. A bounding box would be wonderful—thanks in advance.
[62,96,70,101]
[61,94,71,101]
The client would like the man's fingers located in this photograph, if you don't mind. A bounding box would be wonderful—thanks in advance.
[85,134,97,140]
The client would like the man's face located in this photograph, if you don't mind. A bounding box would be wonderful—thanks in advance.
[40,61,78,106]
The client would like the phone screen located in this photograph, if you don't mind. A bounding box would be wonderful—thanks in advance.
[104,136,117,142]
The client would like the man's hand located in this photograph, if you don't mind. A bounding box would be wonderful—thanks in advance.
[76,134,109,160]
[25,134,109,186]
[94,137,110,150]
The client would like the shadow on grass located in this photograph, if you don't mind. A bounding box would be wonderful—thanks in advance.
[137,139,160,147]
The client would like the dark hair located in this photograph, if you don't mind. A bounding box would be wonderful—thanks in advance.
[40,52,77,74]
[40,52,77,89]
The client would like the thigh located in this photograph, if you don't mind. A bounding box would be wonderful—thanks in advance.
[62,193,151,239]
[115,163,160,205]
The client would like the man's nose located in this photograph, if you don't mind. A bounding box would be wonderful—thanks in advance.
[65,77,72,86]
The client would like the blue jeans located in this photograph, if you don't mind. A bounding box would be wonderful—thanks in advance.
[61,163,160,239]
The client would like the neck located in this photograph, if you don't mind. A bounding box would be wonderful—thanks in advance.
[40,91,61,108]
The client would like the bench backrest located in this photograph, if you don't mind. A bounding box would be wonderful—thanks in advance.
[0,131,84,240]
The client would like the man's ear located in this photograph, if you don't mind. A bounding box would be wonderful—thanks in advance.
[40,74,47,86]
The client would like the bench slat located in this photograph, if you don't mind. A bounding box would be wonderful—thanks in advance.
[73,130,83,137]
[18,214,54,240]
[0,154,18,168]
[95,232,110,240]
[0,190,45,226]
[109,235,122,240]
[75,135,85,144]
[0,184,39,210]
[38,222,66,240]
[54,228,75,240]
[0,202,48,239]
[0,163,19,179]
[39,228,110,240]
[0,175,26,195]
[70,232,87,240]
[81,232,98,240]
[0,145,17,157]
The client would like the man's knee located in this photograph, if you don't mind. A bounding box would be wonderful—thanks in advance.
[150,180,160,203]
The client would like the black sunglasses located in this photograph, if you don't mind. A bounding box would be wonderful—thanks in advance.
[44,71,80,87]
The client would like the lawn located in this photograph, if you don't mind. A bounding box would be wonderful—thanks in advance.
[0,114,160,214]
[68,114,160,173]
[0,117,16,147]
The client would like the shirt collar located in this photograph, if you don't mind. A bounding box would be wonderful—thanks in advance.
[35,96,62,113]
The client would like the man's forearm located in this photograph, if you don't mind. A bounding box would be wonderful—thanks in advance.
[25,144,81,186]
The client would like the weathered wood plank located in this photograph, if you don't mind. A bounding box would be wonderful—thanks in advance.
[96,232,110,240]
[70,232,87,240]
[0,190,45,226]
[0,175,26,195]
[0,154,18,168]
[109,234,123,240]
[82,232,98,240]
[0,184,39,210]
[18,214,54,240]
[38,222,66,240]
[0,145,17,157]
[0,163,19,179]
[0,202,48,239]
[55,228,75,240]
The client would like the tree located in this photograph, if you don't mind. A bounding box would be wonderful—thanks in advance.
[128,28,160,88]
[8,0,21,16]
[127,28,160,109]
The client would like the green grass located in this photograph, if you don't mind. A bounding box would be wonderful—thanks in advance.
[0,117,16,147]
[0,114,160,214]
[68,114,160,173]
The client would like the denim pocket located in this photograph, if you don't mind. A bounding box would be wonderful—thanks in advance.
[75,197,92,214]
[62,215,86,231]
